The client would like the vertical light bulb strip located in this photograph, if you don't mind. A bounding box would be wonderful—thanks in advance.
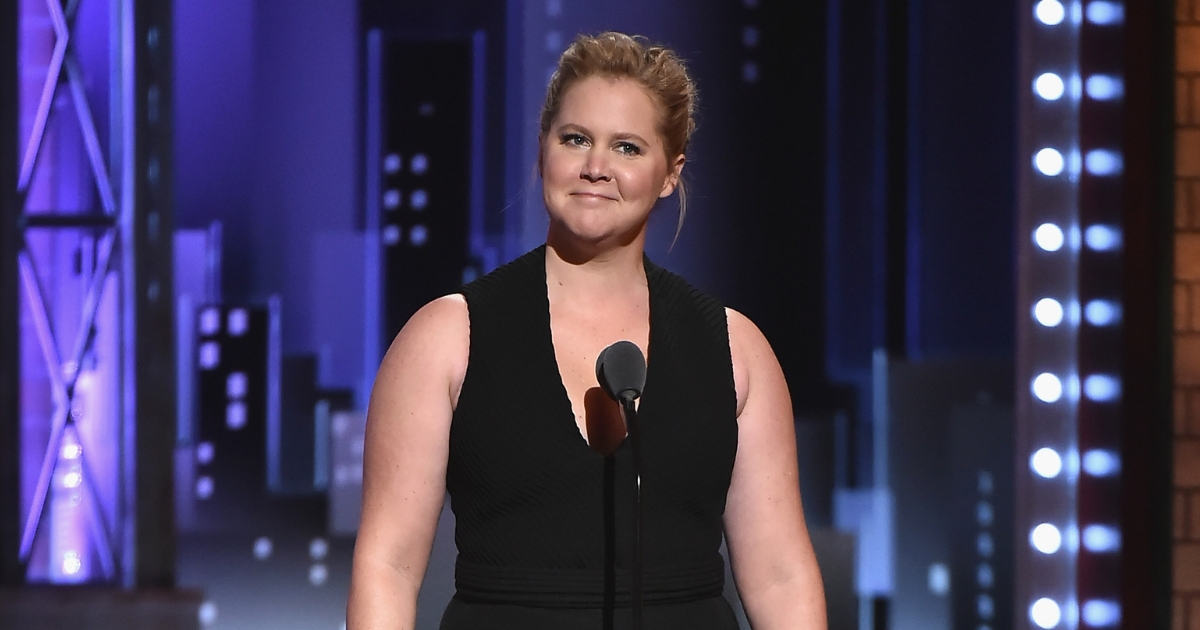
[1018,0,1083,627]
[1073,0,1126,623]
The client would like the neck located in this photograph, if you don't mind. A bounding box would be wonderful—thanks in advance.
[544,240,648,305]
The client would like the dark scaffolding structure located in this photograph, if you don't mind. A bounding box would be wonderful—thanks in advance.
[1,0,21,590]
[1,0,200,625]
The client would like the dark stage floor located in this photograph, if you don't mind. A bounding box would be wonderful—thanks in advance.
[177,496,460,630]
[175,495,756,630]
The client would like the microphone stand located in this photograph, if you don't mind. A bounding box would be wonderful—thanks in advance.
[619,393,643,630]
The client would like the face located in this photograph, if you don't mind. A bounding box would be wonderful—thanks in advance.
[539,76,684,250]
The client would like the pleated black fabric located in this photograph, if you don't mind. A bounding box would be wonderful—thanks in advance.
[442,246,739,629]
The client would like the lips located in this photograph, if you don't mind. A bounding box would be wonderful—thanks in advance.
[571,191,617,201]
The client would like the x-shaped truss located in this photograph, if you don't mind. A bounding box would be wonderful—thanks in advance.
[15,0,129,581]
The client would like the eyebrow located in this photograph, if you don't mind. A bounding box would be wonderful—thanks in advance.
[557,123,651,147]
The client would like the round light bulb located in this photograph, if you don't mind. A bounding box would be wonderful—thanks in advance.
[1031,523,1063,554]
[1033,373,1063,403]
[1034,223,1065,252]
[1035,148,1065,176]
[1084,300,1120,326]
[1031,598,1062,628]
[1034,73,1065,100]
[1035,0,1066,25]
[1031,448,1063,478]
[1033,298,1064,327]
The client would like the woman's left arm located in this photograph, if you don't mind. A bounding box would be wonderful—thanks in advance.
[723,307,827,629]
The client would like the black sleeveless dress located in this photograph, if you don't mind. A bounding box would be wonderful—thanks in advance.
[441,246,740,630]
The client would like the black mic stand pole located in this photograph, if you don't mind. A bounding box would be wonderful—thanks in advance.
[619,393,643,630]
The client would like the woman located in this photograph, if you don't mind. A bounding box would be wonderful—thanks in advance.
[347,32,826,629]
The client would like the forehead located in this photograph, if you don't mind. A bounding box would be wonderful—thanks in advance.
[554,76,662,139]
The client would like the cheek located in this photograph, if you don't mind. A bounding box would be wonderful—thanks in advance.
[543,151,575,182]
[547,163,574,188]
[629,167,666,196]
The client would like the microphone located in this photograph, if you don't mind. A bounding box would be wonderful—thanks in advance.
[595,341,646,403]
[595,340,648,630]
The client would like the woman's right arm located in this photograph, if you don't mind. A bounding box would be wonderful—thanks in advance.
[346,295,469,630]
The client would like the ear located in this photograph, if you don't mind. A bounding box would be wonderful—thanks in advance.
[659,154,686,198]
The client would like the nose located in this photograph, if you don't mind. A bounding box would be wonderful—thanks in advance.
[581,149,611,182]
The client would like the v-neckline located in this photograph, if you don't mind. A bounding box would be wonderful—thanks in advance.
[540,252,654,454]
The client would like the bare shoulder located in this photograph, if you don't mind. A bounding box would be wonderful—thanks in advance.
[725,306,772,355]
[374,294,470,405]
[391,293,468,345]
[724,307,782,416]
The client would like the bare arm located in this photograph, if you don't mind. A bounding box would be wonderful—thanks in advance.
[723,308,827,629]
[346,295,468,630]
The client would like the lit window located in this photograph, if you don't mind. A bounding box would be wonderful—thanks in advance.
[253,537,273,560]
[228,308,249,337]
[743,26,760,48]
[410,225,429,247]
[977,532,994,558]
[227,372,248,399]
[196,441,215,465]
[978,594,995,620]
[199,601,218,626]
[382,225,402,246]
[383,190,401,210]
[977,563,994,588]
[742,62,759,84]
[199,340,220,372]
[309,564,329,586]
[383,153,402,174]
[977,501,994,526]
[927,563,949,595]
[410,189,429,210]
[196,476,214,499]
[310,538,329,560]
[200,307,221,336]
[226,402,248,430]
[411,154,429,175]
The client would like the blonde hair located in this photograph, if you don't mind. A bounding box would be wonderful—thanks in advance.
[540,32,698,233]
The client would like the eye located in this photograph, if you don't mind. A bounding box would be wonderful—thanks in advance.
[615,141,643,156]
[560,132,588,147]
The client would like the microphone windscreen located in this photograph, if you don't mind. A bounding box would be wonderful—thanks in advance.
[595,340,647,402]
